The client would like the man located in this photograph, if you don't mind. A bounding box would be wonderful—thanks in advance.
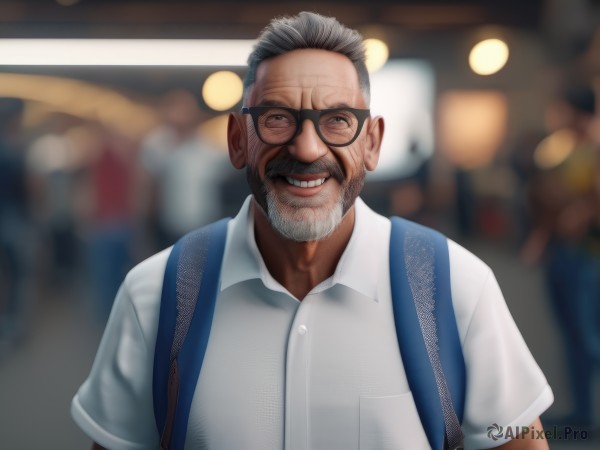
[139,89,229,249]
[523,85,600,427]
[72,12,553,450]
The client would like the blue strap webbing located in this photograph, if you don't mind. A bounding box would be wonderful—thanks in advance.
[153,235,181,440]
[389,217,466,450]
[154,215,465,449]
[153,218,230,450]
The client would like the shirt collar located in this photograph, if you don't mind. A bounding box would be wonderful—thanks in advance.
[220,196,261,291]
[220,195,387,300]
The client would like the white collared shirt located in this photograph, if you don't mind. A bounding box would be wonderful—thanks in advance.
[72,196,553,450]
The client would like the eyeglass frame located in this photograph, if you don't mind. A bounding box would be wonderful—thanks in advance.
[241,106,371,147]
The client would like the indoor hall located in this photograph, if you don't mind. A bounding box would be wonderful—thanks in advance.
[1,1,600,448]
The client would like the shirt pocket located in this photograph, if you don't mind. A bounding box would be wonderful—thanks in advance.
[359,392,431,450]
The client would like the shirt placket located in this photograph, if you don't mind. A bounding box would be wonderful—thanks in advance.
[284,298,313,450]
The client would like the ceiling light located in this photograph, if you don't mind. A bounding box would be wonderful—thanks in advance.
[202,71,243,111]
[364,38,389,73]
[0,39,256,66]
[469,38,509,76]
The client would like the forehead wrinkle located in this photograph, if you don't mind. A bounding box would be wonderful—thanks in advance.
[255,86,356,110]
[251,49,364,107]
[261,73,356,92]
[258,77,354,94]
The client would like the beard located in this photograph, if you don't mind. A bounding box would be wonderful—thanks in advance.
[246,153,365,242]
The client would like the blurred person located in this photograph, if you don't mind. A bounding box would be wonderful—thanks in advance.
[27,114,85,286]
[509,129,548,246]
[140,89,229,250]
[0,98,31,352]
[390,155,433,225]
[522,84,600,427]
[74,12,552,450]
[76,123,140,322]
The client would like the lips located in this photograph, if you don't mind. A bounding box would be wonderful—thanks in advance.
[285,176,327,188]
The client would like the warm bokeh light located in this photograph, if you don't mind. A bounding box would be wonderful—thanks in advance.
[438,90,508,169]
[533,128,577,170]
[469,38,509,76]
[202,71,243,112]
[364,38,389,73]
[198,114,230,150]
[0,73,158,138]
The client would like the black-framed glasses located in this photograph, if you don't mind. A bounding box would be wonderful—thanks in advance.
[241,106,370,147]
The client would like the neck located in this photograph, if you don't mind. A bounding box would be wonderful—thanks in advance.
[252,199,355,300]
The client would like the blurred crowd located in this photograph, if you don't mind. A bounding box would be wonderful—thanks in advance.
[0,90,236,347]
[1,81,600,427]
[520,84,600,427]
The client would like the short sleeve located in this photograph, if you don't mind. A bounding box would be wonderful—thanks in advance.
[459,267,554,449]
[71,282,160,450]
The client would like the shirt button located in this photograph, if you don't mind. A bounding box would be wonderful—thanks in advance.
[298,324,308,335]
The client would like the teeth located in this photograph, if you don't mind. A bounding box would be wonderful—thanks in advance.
[285,177,326,188]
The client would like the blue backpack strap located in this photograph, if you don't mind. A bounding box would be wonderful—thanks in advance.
[153,218,230,450]
[389,217,466,450]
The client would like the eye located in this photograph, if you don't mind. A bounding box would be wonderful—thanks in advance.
[331,115,350,125]
[261,109,295,128]
[321,111,354,128]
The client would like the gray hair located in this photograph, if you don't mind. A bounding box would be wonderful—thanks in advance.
[244,11,370,104]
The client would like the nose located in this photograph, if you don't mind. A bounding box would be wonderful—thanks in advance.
[287,118,328,163]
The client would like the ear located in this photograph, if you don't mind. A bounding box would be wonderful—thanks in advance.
[227,112,247,169]
[363,115,384,171]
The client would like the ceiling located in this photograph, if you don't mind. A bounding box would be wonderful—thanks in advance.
[2,1,597,63]
[1,1,598,159]
[1,1,599,112]
[0,0,549,39]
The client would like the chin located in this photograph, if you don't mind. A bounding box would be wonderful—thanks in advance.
[266,190,344,242]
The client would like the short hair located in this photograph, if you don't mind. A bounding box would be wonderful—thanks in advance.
[244,11,370,104]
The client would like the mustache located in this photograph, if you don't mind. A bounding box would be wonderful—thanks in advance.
[265,154,344,183]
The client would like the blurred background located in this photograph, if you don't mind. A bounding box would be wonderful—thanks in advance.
[1,0,600,448]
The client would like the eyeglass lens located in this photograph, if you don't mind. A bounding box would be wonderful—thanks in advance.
[256,108,361,145]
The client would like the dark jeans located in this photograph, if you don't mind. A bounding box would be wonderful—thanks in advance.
[545,241,600,424]
[87,223,134,323]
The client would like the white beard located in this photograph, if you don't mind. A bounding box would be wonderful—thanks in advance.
[265,189,343,242]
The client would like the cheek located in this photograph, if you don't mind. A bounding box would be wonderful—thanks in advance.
[246,132,281,178]
[246,131,262,168]
[336,143,366,177]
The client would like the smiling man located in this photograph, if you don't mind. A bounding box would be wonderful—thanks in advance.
[72,11,553,450]
[231,47,381,300]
